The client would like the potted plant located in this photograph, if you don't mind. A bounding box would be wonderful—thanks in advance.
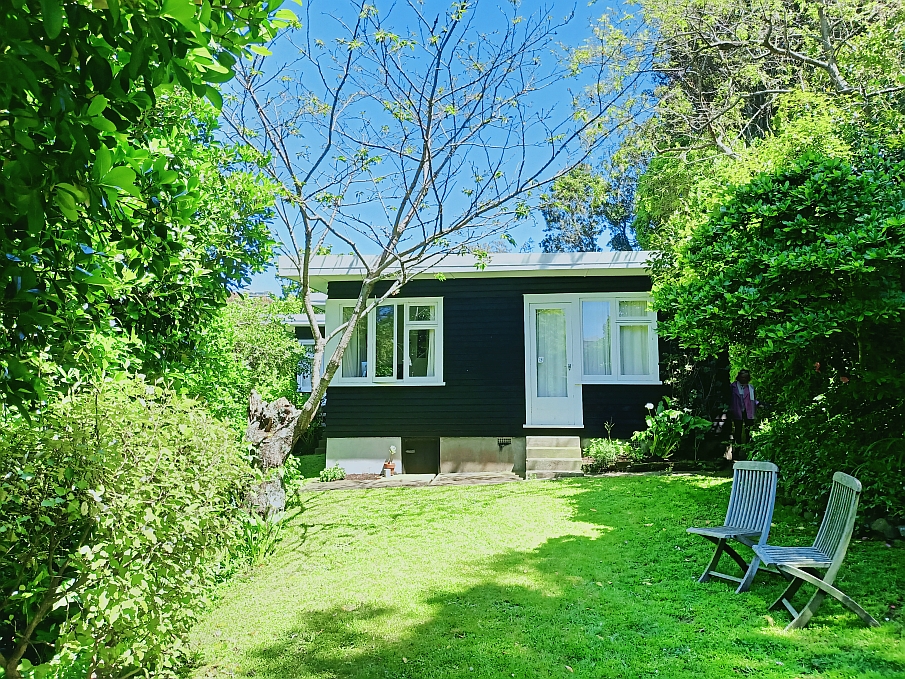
[383,445,397,476]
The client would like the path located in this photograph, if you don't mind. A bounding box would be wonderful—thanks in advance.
[301,471,523,491]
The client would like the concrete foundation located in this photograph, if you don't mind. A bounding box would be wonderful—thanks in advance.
[326,436,401,475]
[439,437,527,476]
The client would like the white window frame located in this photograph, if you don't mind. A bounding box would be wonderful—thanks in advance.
[524,292,660,386]
[325,297,445,387]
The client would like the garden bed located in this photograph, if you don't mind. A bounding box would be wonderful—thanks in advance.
[581,456,730,475]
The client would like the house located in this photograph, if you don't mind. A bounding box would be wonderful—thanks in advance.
[278,252,667,477]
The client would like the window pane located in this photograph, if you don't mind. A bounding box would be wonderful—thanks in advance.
[341,307,368,378]
[620,325,650,375]
[582,301,611,375]
[618,300,649,317]
[536,308,568,397]
[375,305,395,378]
[408,329,435,377]
[409,305,435,322]
[396,306,405,379]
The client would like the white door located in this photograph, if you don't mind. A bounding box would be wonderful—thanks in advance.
[527,303,582,426]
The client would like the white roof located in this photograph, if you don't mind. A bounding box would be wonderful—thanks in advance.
[278,252,650,290]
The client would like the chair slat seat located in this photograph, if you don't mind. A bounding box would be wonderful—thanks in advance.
[687,461,779,593]
[753,544,832,568]
[687,525,762,539]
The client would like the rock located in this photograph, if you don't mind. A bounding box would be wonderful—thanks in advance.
[870,517,899,540]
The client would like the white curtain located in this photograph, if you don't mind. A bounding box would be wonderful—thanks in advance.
[620,325,650,375]
[341,307,368,378]
[408,329,435,377]
[536,308,568,397]
[582,301,611,375]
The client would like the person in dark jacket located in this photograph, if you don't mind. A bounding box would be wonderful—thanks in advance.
[729,369,758,448]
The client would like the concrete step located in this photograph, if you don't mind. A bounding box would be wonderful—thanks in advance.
[526,458,584,472]
[526,436,581,449]
[527,471,585,480]
[526,445,582,459]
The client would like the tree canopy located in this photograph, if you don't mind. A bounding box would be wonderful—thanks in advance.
[0,0,289,408]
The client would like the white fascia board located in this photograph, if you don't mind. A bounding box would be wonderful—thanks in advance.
[282,314,326,327]
[278,251,651,288]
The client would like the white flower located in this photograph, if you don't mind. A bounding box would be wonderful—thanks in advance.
[644,403,654,410]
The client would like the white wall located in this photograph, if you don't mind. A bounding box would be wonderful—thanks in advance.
[326,437,402,475]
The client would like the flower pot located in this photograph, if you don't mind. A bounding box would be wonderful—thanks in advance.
[383,462,396,476]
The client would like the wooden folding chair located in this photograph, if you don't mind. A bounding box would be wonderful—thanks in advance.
[753,471,880,630]
[687,461,779,593]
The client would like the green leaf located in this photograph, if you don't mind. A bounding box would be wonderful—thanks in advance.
[90,116,118,133]
[41,0,63,39]
[87,94,108,117]
[95,145,112,179]
[250,45,273,57]
[274,9,298,21]
[162,0,197,27]
[205,85,223,110]
[101,166,137,190]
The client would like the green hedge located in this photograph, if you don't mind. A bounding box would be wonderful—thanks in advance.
[752,394,905,523]
[0,378,252,677]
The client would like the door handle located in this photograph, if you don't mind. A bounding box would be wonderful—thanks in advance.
[568,363,572,370]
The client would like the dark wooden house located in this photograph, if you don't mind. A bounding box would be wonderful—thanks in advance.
[280,253,666,477]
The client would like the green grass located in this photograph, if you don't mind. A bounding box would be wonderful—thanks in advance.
[190,475,904,678]
[295,452,327,480]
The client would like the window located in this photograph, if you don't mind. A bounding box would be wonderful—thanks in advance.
[330,298,443,385]
[579,294,657,382]
[341,306,369,378]
[581,301,611,376]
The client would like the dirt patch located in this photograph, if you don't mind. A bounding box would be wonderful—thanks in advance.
[345,473,382,481]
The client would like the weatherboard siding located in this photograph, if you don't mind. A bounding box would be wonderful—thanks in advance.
[324,275,667,439]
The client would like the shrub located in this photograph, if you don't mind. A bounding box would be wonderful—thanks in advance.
[0,378,251,678]
[319,465,347,482]
[583,438,633,469]
[632,398,711,460]
[752,391,905,522]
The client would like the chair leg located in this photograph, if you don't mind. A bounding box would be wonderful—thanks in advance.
[770,573,805,612]
[779,566,881,629]
[735,555,761,594]
[786,589,826,630]
[699,537,726,583]
[721,542,751,574]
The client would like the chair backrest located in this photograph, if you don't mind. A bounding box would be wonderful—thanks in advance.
[813,472,862,574]
[724,461,779,542]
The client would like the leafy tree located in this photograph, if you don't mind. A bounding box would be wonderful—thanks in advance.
[655,151,905,406]
[0,0,290,408]
[540,164,640,253]
[540,167,606,253]
[113,92,278,376]
[638,0,905,156]
[181,295,308,431]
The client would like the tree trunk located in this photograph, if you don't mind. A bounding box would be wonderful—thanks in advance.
[246,390,302,514]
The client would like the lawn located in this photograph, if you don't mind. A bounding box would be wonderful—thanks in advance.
[190,474,904,678]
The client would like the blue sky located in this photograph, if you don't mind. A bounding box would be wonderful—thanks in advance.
[239,0,632,293]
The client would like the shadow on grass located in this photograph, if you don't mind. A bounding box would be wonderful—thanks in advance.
[240,476,903,679]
